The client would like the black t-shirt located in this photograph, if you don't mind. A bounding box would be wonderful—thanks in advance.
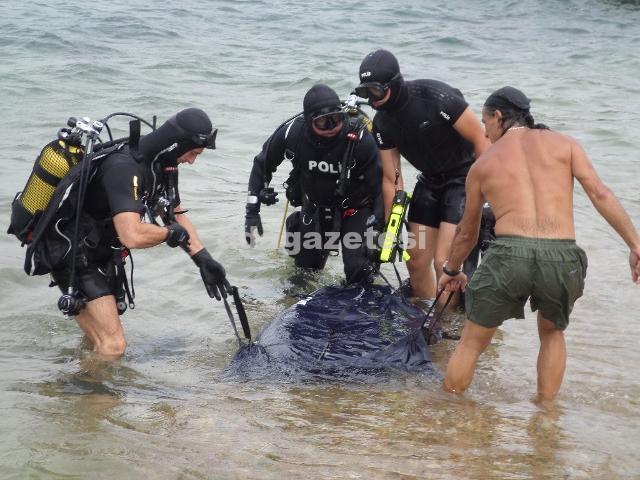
[372,79,475,176]
[84,147,147,221]
[82,147,148,258]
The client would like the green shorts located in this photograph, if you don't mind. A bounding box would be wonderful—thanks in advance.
[465,236,588,331]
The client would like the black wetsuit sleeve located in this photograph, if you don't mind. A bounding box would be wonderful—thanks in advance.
[247,122,291,196]
[436,82,469,125]
[100,154,145,216]
[371,113,396,150]
[351,131,384,222]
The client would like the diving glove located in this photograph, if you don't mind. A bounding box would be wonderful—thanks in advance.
[191,248,230,301]
[166,222,190,248]
[244,203,263,246]
[345,259,379,286]
[259,187,279,205]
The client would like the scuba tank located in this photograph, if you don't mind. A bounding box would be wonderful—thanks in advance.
[8,114,155,246]
[8,125,85,245]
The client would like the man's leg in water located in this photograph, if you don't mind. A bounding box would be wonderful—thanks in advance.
[536,312,566,400]
[443,319,496,393]
[406,222,437,298]
[75,295,127,360]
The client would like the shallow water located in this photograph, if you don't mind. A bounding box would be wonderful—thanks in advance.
[1,0,639,478]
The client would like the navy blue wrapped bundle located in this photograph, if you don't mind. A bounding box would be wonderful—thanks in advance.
[227,284,438,381]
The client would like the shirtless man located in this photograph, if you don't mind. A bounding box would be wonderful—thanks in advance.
[437,86,640,399]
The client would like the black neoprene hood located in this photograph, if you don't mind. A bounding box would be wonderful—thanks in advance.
[358,49,400,85]
[139,107,214,163]
[484,86,531,111]
[303,84,341,118]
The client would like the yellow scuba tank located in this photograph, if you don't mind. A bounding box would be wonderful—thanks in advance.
[379,190,411,263]
[9,139,84,244]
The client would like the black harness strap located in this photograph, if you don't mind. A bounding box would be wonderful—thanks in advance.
[336,118,365,200]
[128,119,141,159]
[33,163,63,188]
[114,247,135,311]
[283,116,304,162]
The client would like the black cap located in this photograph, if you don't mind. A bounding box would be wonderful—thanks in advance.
[303,84,341,118]
[359,49,400,85]
[139,107,216,164]
[484,86,531,111]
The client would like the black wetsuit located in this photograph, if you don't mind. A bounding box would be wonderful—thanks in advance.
[51,146,154,307]
[373,79,475,227]
[248,116,383,283]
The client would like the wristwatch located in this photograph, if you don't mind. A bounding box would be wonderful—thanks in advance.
[442,260,461,276]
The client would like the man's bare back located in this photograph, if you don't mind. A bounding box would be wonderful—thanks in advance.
[438,85,640,399]
[473,128,577,239]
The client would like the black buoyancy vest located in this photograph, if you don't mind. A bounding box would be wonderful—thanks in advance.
[284,116,367,208]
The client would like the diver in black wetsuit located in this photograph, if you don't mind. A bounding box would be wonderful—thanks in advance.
[244,84,383,284]
[47,108,228,359]
[355,49,490,301]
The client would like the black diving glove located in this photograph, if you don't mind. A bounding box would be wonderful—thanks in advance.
[191,248,230,301]
[259,187,279,206]
[244,202,264,246]
[166,222,190,248]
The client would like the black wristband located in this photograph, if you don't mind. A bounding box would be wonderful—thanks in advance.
[442,261,461,276]
[246,203,260,215]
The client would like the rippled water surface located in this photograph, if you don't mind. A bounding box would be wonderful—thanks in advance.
[1,1,639,478]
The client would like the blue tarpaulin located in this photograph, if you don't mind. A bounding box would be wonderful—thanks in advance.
[227,284,438,381]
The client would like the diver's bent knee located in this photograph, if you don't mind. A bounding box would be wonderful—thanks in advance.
[406,256,433,274]
[95,336,127,357]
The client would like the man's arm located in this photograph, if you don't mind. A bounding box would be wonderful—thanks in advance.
[247,122,290,198]
[446,165,485,269]
[113,212,169,249]
[245,122,292,245]
[452,107,490,159]
[380,148,402,219]
[174,208,204,255]
[173,205,230,300]
[571,140,640,282]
